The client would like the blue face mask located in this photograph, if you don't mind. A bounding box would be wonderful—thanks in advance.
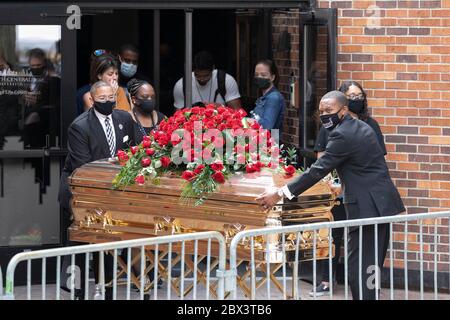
[120,62,137,78]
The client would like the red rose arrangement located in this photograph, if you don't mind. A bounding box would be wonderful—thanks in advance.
[112,104,298,206]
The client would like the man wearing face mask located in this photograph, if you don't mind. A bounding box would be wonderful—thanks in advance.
[58,81,135,299]
[127,78,166,143]
[310,81,387,296]
[173,51,242,110]
[118,44,150,88]
[257,90,405,300]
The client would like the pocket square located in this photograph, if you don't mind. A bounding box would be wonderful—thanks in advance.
[123,135,129,143]
[119,124,123,130]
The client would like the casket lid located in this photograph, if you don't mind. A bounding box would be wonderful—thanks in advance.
[69,159,330,204]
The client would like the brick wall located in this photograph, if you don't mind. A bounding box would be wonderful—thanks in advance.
[273,1,450,277]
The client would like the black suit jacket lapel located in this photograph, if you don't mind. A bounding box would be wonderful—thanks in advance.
[87,108,110,157]
[112,111,124,153]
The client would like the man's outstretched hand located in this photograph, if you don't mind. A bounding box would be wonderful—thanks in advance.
[256,188,282,212]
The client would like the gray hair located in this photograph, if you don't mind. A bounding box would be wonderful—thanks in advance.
[90,80,112,97]
[321,90,348,107]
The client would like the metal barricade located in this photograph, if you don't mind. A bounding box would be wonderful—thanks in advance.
[229,210,450,300]
[4,231,227,300]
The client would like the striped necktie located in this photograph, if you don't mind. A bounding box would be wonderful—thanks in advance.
[104,117,115,157]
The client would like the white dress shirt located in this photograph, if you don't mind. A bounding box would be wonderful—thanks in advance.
[94,108,116,150]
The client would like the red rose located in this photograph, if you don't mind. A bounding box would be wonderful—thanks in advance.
[245,164,256,173]
[251,122,261,130]
[205,108,215,117]
[141,157,151,167]
[211,171,225,184]
[284,165,296,176]
[145,148,155,156]
[135,175,145,185]
[142,140,151,148]
[130,146,139,155]
[210,160,224,172]
[157,135,170,147]
[217,106,227,114]
[181,170,196,181]
[237,108,247,117]
[194,164,205,175]
[160,156,171,168]
[217,123,226,131]
[117,150,129,163]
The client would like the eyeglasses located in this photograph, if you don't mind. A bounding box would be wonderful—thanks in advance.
[348,94,364,100]
[92,49,108,57]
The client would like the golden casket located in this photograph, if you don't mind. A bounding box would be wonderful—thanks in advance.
[68,160,335,263]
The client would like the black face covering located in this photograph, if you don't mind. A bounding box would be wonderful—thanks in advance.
[320,109,343,131]
[30,67,44,76]
[348,98,365,114]
[254,77,272,89]
[136,99,155,114]
[94,100,115,116]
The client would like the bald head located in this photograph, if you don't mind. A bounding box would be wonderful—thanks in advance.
[319,90,349,118]
[321,90,348,108]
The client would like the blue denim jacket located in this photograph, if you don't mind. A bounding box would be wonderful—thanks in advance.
[251,87,285,130]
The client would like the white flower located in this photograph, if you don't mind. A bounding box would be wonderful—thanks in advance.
[154,160,162,169]
[123,135,129,143]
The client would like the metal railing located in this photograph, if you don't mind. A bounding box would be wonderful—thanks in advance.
[229,210,450,300]
[4,231,227,300]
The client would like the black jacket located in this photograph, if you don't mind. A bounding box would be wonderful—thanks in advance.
[287,114,405,220]
[58,108,135,209]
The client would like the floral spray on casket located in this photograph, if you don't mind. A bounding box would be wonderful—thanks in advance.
[112,104,298,206]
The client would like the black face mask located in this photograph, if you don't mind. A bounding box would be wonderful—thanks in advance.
[94,100,115,116]
[348,98,365,114]
[254,77,272,89]
[320,109,343,131]
[30,67,44,76]
[136,99,155,114]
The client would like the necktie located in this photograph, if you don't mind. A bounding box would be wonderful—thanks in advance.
[104,117,115,157]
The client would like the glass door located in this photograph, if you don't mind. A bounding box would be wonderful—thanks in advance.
[0,5,76,252]
[299,9,337,167]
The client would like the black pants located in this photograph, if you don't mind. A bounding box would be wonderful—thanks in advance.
[321,201,346,283]
[348,223,390,300]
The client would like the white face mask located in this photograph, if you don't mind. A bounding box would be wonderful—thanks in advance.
[120,62,137,78]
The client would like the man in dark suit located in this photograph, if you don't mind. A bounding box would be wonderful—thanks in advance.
[58,80,135,299]
[257,90,405,300]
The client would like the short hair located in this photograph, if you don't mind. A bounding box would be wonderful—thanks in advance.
[89,53,119,84]
[119,44,139,55]
[90,80,112,97]
[256,59,279,86]
[28,48,46,61]
[127,78,150,97]
[193,51,214,71]
[321,90,348,107]
[338,80,369,121]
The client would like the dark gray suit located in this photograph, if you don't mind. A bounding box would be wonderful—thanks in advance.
[287,114,405,299]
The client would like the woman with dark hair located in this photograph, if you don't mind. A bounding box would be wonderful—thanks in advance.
[310,80,386,297]
[77,51,131,114]
[250,59,285,130]
[127,78,166,144]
